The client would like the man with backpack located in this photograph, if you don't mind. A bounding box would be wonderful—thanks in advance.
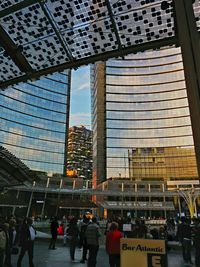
[79,215,90,263]
[85,217,101,267]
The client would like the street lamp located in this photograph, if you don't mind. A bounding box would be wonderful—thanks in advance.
[177,188,198,219]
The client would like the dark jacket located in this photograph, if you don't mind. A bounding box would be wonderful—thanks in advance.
[50,220,59,236]
[19,222,36,246]
[67,222,79,241]
[177,222,191,243]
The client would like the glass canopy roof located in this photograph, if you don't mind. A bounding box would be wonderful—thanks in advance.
[0,0,191,89]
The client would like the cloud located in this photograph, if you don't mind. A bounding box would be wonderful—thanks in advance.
[76,81,90,92]
[1,126,65,169]
[71,67,90,94]
[2,127,23,145]
[69,112,91,128]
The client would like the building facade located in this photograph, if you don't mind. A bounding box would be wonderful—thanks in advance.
[129,147,197,181]
[0,71,95,218]
[0,71,71,175]
[67,125,93,180]
[91,47,198,184]
[96,178,200,219]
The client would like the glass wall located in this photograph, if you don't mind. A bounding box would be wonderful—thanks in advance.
[96,47,198,181]
[0,71,71,175]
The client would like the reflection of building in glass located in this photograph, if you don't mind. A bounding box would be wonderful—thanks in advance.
[128,147,198,181]
[0,71,71,175]
[67,126,92,180]
[91,47,198,184]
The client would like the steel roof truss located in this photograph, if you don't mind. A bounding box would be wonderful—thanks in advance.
[38,0,74,61]
[0,0,38,19]
[0,36,178,89]
[105,0,123,51]
[0,25,33,73]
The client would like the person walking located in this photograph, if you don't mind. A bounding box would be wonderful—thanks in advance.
[80,215,90,263]
[106,222,123,267]
[4,218,17,267]
[17,217,36,267]
[0,222,7,267]
[48,216,59,250]
[85,217,101,267]
[177,217,193,265]
[67,216,79,262]
[193,218,200,267]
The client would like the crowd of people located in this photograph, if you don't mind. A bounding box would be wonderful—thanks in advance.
[46,214,200,267]
[0,214,200,267]
[0,216,36,267]
[48,215,102,267]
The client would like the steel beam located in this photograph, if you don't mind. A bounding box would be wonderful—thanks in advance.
[38,0,74,61]
[105,0,123,51]
[0,36,177,89]
[0,0,38,18]
[174,0,200,180]
[0,25,33,73]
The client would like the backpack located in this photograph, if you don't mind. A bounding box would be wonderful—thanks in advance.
[80,223,88,238]
[0,230,6,250]
[81,224,88,234]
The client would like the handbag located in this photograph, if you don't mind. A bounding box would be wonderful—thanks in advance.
[11,247,19,255]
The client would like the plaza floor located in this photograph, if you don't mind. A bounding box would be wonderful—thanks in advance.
[11,239,196,267]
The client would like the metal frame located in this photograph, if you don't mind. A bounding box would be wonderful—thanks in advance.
[174,0,200,179]
[0,36,177,89]
[0,0,177,89]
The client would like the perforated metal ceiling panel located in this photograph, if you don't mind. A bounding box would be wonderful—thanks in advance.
[0,0,180,89]
[0,46,24,81]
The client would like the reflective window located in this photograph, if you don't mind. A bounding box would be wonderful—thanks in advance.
[0,71,70,174]
[103,48,198,179]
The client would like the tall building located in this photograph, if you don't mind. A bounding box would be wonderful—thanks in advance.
[91,47,198,184]
[0,71,71,176]
[90,0,200,186]
[67,125,92,180]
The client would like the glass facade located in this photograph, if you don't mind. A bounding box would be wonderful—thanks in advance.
[0,71,71,175]
[92,47,198,182]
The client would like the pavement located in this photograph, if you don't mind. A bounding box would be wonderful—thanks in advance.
[11,238,197,267]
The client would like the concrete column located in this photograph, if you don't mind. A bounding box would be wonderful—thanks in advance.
[41,192,47,219]
[12,190,20,215]
[26,191,33,217]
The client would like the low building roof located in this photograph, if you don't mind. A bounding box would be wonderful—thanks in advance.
[0,146,39,192]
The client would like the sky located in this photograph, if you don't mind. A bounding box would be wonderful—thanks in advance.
[69,66,91,129]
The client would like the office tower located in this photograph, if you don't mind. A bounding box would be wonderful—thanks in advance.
[91,47,198,184]
[0,71,71,175]
[67,125,92,180]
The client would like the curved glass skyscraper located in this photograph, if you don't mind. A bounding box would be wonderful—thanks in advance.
[92,47,198,183]
[0,71,71,175]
